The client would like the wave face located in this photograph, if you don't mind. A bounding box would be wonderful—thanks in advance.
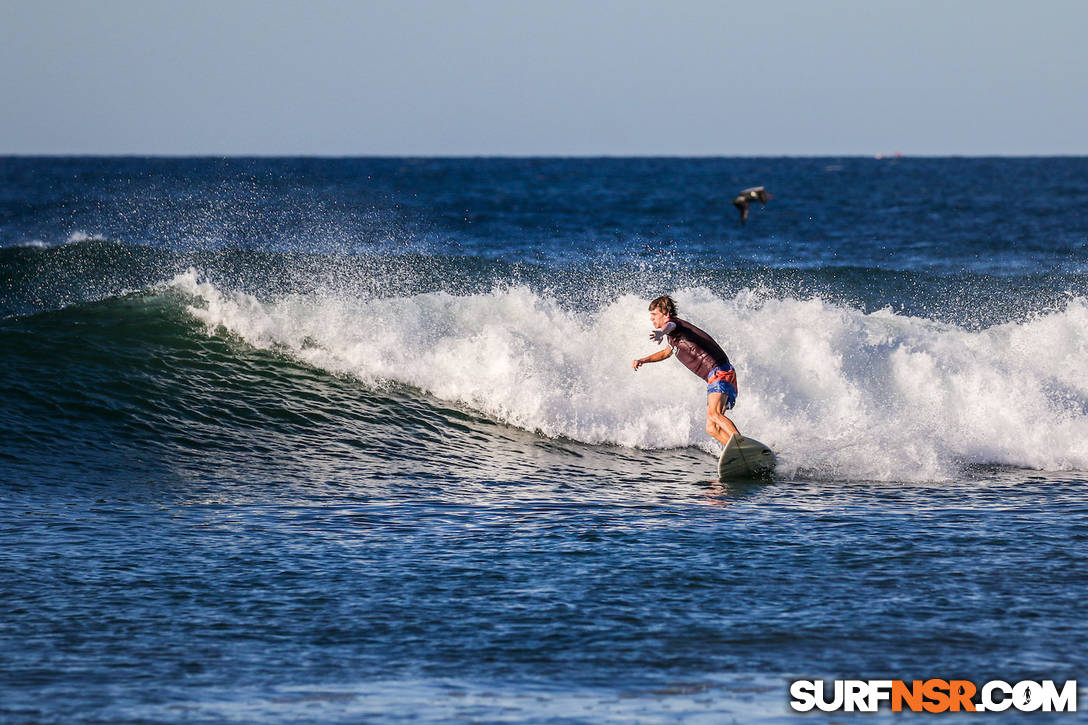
[159,269,1088,481]
[4,157,1088,484]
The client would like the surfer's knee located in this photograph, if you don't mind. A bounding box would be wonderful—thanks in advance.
[713,410,740,437]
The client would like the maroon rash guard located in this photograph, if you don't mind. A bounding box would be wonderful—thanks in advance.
[666,318,731,380]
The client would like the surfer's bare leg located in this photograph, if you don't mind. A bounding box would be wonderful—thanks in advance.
[706,393,740,446]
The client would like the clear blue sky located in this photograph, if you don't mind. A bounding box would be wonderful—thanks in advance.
[3,0,1086,155]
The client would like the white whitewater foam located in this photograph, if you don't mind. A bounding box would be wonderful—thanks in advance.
[12,232,106,249]
[170,270,1088,481]
[65,231,107,244]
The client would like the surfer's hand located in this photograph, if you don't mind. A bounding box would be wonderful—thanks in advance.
[649,322,674,343]
[632,359,642,371]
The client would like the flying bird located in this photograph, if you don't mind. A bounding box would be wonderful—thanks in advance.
[732,186,771,225]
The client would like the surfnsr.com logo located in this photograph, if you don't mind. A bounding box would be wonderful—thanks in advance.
[789,679,1078,713]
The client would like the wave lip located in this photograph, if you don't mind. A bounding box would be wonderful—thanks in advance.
[169,271,1088,482]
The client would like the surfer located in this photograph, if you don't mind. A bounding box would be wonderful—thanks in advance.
[631,295,740,446]
[732,186,770,225]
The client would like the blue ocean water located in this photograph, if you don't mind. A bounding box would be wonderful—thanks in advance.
[2,157,1087,722]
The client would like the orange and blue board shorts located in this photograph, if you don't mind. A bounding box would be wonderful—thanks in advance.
[707,365,738,409]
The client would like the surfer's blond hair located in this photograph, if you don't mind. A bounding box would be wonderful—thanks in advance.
[649,295,677,317]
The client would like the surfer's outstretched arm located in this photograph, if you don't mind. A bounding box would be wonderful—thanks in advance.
[632,347,672,371]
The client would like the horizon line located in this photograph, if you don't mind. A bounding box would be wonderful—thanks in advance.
[4,152,1088,160]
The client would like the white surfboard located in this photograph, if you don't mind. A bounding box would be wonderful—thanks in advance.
[717,435,776,480]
